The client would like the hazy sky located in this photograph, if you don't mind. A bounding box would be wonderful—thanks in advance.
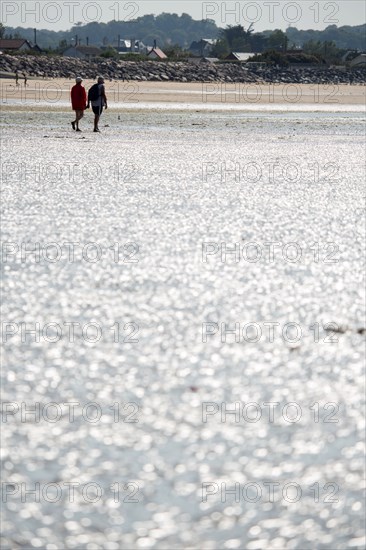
[2,0,365,31]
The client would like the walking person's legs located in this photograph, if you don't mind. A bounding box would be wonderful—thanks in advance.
[72,110,83,130]
[75,110,84,131]
[94,113,100,132]
[92,106,102,132]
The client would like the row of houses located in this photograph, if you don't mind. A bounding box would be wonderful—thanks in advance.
[62,44,167,60]
[60,46,366,68]
[62,46,262,64]
[0,38,252,62]
[0,37,214,56]
[1,38,365,67]
[0,38,167,60]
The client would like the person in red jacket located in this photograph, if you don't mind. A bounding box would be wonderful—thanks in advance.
[71,77,87,132]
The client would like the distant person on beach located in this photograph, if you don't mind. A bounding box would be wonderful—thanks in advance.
[23,73,27,86]
[86,76,108,133]
[15,71,19,86]
[71,76,87,132]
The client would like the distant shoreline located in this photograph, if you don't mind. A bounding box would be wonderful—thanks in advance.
[1,78,365,112]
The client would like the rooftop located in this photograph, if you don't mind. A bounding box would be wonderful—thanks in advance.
[0,39,32,50]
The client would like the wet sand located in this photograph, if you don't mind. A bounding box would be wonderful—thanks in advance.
[1,74,365,548]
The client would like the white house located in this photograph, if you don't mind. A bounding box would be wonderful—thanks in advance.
[63,45,102,60]
[117,39,148,55]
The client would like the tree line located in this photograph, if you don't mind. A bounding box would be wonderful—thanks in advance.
[1,14,365,57]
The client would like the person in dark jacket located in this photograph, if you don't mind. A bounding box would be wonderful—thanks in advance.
[71,77,87,132]
[86,76,108,133]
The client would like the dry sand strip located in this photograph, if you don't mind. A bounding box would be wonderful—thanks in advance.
[1,78,365,111]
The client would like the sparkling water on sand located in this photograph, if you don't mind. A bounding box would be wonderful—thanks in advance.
[1,108,365,549]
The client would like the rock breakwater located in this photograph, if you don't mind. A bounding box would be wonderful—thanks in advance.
[0,54,365,85]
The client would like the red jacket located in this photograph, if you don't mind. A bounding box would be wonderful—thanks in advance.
[71,83,87,110]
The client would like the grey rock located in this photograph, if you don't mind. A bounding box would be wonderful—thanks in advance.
[0,54,365,85]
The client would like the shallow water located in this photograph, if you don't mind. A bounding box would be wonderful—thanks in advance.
[1,108,365,549]
[2,98,365,113]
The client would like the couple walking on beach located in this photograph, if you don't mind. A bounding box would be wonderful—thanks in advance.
[71,76,108,133]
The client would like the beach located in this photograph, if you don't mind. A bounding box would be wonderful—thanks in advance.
[1,78,365,110]
[1,82,365,549]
